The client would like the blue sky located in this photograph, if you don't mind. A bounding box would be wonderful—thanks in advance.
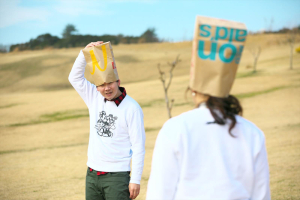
[0,0,299,45]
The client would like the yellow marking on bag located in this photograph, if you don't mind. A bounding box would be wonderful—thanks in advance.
[89,46,107,74]
[101,45,107,71]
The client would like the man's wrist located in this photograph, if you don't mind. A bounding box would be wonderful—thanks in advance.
[129,179,140,184]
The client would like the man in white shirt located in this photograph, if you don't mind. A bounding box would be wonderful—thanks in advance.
[69,41,146,200]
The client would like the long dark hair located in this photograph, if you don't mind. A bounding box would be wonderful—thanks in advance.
[205,95,243,137]
[186,88,243,137]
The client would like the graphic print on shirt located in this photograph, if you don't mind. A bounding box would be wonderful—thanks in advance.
[95,111,118,138]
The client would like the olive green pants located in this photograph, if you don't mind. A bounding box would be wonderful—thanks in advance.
[86,168,131,200]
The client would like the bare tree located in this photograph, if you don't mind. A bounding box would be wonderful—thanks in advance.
[269,17,274,32]
[157,55,180,118]
[264,17,274,33]
[248,46,262,73]
[287,28,299,70]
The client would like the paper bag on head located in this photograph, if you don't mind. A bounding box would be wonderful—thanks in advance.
[82,41,119,86]
[190,16,247,97]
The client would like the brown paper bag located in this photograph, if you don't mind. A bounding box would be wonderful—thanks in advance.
[190,16,247,97]
[82,41,119,86]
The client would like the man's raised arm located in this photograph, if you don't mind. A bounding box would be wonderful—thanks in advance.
[68,42,103,108]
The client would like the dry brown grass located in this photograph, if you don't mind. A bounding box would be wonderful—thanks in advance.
[0,33,300,199]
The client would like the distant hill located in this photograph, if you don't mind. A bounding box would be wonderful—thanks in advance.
[0,33,299,94]
[9,28,160,52]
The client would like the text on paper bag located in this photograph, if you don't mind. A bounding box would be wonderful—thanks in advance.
[198,24,247,64]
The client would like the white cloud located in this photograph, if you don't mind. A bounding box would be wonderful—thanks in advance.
[0,0,51,28]
[53,0,113,17]
[0,0,155,29]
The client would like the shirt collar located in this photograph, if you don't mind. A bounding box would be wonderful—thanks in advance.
[104,87,127,107]
[198,102,207,108]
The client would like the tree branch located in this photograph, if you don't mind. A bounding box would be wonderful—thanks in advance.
[166,55,180,90]
[157,55,180,118]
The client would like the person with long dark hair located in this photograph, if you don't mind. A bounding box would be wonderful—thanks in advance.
[146,17,270,200]
[146,91,270,199]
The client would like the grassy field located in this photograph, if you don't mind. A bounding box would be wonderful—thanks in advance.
[0,33,300,199]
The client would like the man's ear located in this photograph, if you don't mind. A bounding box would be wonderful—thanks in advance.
[117,80,121,86]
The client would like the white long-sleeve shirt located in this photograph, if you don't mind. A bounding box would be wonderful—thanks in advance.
[69,51,146,184]
[147,104,270,200]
